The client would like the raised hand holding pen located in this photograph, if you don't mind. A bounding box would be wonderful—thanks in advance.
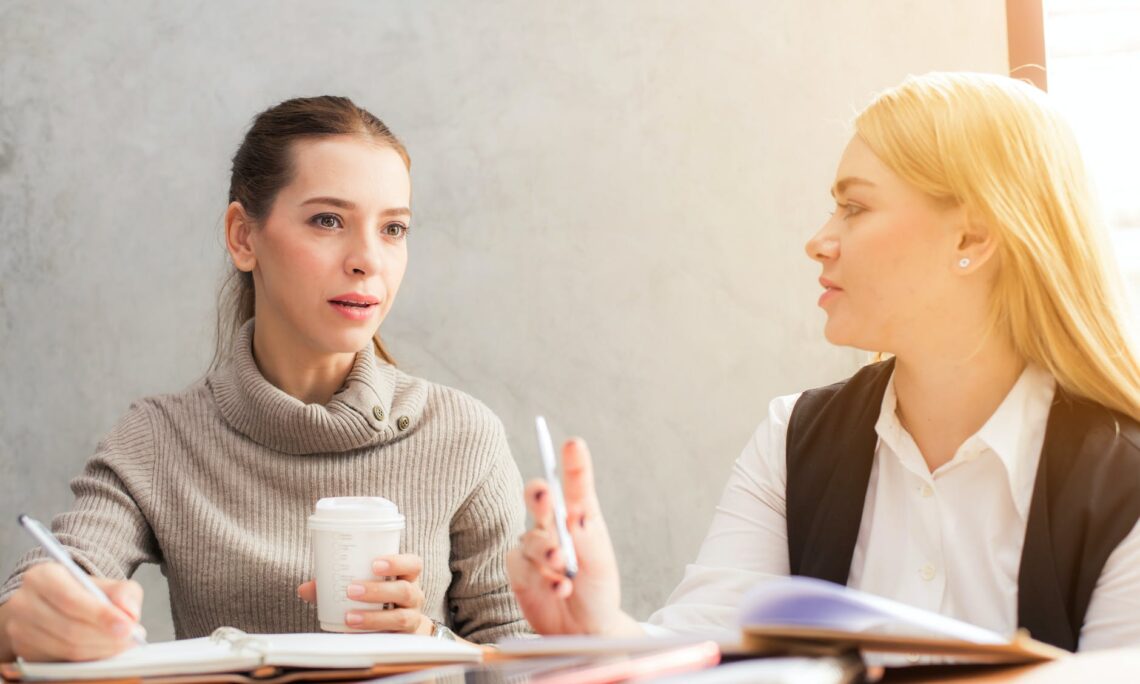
[0,516,146,662]
[505,437,643,636]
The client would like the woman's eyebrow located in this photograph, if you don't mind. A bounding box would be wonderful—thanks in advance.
[300,196,411,217]
[301,196,356,209]
[830,177,876,198]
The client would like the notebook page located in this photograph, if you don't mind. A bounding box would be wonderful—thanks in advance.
[740,576,1007,644]
[259,633,483,667]
[497,634,731,656]
[15,637,259,681]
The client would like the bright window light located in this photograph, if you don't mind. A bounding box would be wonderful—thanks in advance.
[1044,0,1140,311]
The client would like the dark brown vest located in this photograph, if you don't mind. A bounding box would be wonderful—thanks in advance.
[785,359,1140,651]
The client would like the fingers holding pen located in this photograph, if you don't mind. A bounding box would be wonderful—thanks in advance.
[10,565,141,661]
[506,547,572,604]
[511,535,574,600]
[517,482,576,600]
[28,564,138,638]
[524,479,554,529]
[97,577,144,623]
[24,564,104,629]
[526,444,594,531]
[518,528,571,577]
[10,619,91,662]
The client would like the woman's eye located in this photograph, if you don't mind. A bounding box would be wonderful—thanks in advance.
[383,222,409,238]
[312,214,342,230]
[834,202,864,219]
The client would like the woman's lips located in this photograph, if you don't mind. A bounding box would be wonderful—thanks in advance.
[818,278,842,307]
[818,288,841,307]
[328,299,379,321]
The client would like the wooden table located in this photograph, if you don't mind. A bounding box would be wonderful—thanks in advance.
[880,649,1140,683]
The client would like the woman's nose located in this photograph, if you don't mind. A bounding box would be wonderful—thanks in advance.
[345,232,384,276]
[805,219,839,263]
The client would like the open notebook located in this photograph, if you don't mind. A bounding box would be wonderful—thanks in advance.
[739,577,1069,664]
[5,627,483,682]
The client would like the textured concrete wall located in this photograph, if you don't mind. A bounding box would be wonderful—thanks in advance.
[0,1,1007,641]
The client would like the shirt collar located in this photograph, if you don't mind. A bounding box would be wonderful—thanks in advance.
[875,362,1056,520]
[974,363,1056,519]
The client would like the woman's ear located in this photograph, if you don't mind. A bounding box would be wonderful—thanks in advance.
[954,209,998,273]
[225,202,257,272]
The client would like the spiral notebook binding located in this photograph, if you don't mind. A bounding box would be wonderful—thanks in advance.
[209,627,271,660]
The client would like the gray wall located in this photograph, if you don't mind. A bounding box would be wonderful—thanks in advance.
[0,2,1007,641]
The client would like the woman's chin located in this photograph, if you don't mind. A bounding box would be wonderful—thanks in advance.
[317,328,381,355]
[822,320,849,346]
[822,320,878,351]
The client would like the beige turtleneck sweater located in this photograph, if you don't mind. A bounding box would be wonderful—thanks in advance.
[0,322,529,643]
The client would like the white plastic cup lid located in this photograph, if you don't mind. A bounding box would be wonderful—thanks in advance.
[308,496,405,529]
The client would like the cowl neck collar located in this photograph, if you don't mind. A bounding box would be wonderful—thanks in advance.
[209,320,422,454]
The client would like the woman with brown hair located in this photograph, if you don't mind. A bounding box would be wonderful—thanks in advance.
[0,96,528,661]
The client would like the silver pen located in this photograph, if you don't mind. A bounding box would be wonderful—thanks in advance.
[534,416,579,578]
[18,514,148,647]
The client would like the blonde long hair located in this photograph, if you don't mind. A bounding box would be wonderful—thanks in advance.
[856,72,1140,421]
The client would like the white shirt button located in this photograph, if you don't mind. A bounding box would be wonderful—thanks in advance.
[920,564,936,581]
[920,484,934,498]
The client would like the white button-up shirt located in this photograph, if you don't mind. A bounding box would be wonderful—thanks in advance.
[646,364,1140,649]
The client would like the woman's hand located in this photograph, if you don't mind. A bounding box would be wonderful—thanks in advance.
[0,562,145,662]
[506,438,643,636]
[297,554,432,635]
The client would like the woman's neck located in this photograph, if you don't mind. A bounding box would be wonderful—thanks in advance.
[250,320,357,406]
[891,334,1026,473]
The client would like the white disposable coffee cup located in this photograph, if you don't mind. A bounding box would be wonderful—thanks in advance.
[308,496,406,632]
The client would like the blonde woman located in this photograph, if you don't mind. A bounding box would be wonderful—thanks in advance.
[507,72,1140,651]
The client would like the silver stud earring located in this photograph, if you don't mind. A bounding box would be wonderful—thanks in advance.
[958,258,971,268]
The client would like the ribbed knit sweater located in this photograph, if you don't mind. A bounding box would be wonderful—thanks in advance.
[0,322,529,643]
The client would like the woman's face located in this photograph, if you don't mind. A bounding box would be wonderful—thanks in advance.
[805,136,967,353]
[246,135,411,357]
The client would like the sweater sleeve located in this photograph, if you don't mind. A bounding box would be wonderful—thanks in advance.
[445,420,530,642]
[0,402,161,604]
